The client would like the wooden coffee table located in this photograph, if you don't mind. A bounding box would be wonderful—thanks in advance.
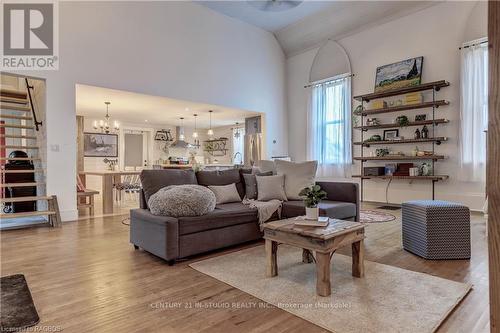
[263,218,365,297]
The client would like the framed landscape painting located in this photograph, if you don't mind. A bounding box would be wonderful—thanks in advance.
[84,133,118,157]
[374,57,423,93]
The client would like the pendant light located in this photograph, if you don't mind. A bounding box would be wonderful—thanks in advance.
[179,117,185,141]
[207,110,214,136]
[93,101,119,134]
[192,114,199,138]
[233,122,241,139]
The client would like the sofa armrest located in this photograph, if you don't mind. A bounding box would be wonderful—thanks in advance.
[139,190,148,209]
[315,181,360,221]
[130,209,179,260]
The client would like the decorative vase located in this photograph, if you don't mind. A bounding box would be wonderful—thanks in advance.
[305,207,319,220]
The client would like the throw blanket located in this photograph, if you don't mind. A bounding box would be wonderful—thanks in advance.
[243,198,282,230]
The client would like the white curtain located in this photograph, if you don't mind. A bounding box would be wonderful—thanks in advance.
[459,39,488,182]
[307,75,352,178]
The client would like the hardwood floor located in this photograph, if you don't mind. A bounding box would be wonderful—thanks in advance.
[0,204,489,332]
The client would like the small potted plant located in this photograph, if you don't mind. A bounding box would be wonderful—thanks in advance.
[299,185,327,220]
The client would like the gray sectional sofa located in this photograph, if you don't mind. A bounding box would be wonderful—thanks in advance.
[130,168,359,265]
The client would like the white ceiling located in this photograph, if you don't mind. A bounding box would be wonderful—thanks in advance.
[199,1,336,32]
[76,84,260,128]
[199,1,438,56]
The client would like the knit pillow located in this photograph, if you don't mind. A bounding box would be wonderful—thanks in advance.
[148,185,216,217]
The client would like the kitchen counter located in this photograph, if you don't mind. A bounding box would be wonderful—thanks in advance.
[161,164,193,169]
[159,164,241,170]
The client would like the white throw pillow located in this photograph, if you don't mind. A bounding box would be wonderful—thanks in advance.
[256,175,287,201]
[255,160,276,174]
[275,160,318,200]
[208,183,242,204]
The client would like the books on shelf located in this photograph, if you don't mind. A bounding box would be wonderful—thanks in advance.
[370,100,387,109]
[404,92,423,105]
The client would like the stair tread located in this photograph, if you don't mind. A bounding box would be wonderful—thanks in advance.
[0,104,31,112]
[0,157,40,161]
[0,124,34,129]
[0,114,33,120]
[0,145,39,149]
[0,210,56,218]
[0,88,27,97]
[0,169,44,173]
[0,134,37,139]
[1,182,44,187]
[0,196,52,203]
[0,96,28,104]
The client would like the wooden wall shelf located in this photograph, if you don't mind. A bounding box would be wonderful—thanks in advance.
[355,100,449,116]
[353,119,449,131]
[352,175,449,181]
[353,79,450,201]
[354,137,447,146]
[354,155,445,161]
[353,80,450,101]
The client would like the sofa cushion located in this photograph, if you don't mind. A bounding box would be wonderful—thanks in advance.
[256,175,287,201]
[140,169,198,203]
[242,171,273,199]
[282,200,356,219]
[196,169,245,199]
[208,183,241,204]
[178,202,258,235]
[275,160,318,200]
[255,160,276,174]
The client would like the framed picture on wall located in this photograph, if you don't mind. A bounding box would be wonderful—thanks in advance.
[84,133,118,157]
[374,56,424,93]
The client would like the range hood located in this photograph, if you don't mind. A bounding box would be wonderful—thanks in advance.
[170,126,194,149]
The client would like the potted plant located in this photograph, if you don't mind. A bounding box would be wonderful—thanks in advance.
[299,185,327,220]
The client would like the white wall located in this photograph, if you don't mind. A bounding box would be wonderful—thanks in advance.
[17,2,286,220]
[286,2,487,210]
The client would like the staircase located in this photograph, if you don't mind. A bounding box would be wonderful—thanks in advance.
[0,79,61,229]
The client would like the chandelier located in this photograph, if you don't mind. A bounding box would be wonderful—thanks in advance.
[93,101,119,134]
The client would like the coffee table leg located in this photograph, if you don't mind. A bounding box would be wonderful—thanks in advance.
[316,251,331,296]
[302,249,314,263]
[352,240,365,278]
[265,239,278,277]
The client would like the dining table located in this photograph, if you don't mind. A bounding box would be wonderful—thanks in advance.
[78,170,141,214]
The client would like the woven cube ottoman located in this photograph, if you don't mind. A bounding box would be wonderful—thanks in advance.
[402,200,470,259]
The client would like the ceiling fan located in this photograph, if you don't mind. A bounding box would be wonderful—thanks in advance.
[247,0,303,12]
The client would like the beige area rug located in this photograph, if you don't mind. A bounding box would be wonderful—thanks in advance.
[190,245,471,333]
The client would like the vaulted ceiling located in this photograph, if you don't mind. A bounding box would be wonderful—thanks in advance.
[199,1,438,57]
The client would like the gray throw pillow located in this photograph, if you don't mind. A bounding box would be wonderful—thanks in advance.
[208,183,241,204]
[148,185,216,217]
[256,175,287,201]
[275,160,318,200]
[243,171,273,199]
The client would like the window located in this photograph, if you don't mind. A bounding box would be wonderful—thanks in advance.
[307,75,352,177]
[232,127,245,164]
[459,38,488,182]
